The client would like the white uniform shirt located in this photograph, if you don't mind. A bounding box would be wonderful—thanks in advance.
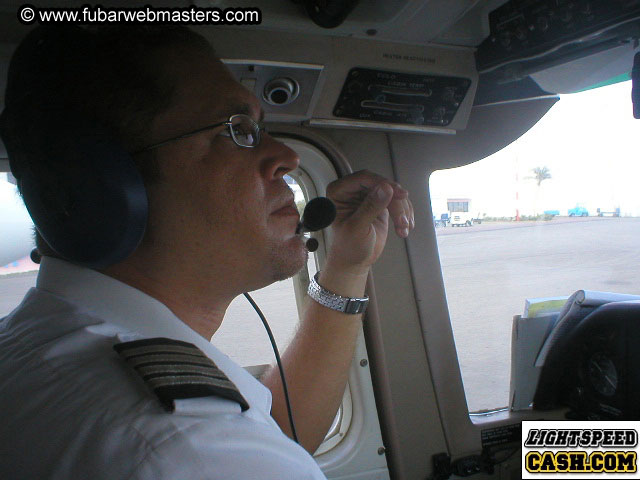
[0,257,327,480]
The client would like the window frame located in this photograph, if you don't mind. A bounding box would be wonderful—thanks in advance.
[279,137,390,477]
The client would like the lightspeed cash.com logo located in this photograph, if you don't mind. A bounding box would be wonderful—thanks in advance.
[522,421,640,479]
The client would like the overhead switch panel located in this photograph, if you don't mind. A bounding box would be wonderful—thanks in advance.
[477,0,640,74]
[333,68,471,127]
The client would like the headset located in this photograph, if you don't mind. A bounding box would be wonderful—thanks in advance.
[0,26,148,270]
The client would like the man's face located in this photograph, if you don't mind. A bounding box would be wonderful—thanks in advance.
[144,49,307,293]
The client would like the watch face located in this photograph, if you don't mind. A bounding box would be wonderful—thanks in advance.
[587,352,618,397]
[344,299,367,314]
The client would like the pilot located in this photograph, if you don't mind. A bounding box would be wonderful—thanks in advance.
[0,25,414,479]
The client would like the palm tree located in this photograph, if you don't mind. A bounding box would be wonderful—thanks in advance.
[531,166,552,186]
[528,167,552,216]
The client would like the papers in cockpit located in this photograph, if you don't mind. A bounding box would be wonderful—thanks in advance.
[510,313,559,410]
[523,296,568,319]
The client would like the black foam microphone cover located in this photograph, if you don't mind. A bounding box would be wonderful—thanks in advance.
[300,197,337,232]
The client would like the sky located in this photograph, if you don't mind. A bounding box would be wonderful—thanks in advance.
[429,80,640,218]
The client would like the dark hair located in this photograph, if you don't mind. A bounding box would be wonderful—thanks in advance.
[0,25,214,257]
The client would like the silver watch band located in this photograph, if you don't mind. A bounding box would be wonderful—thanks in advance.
[307,272,369,314]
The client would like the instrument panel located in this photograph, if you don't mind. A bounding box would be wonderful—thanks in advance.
[534,301,640,420]
[333,67,471,127]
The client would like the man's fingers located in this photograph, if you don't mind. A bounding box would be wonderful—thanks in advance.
[404,197,415,229]
[411,200,415,228]
[349,183,393,233]
[327,171,414,237]
[330,170,406,195]
[388,195,414,238]
[391,184,409,199]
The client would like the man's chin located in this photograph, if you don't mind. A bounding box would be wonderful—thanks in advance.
[269,236,309,282]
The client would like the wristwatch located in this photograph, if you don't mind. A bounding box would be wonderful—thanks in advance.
[307,272,369,314]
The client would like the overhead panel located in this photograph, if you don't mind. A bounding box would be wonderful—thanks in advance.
[223,60,324,123]
[476,0,640,80]
[310,37,477,133]
[333,67,471,128]
[215,30,478,134]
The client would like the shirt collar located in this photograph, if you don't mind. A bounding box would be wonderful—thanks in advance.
[35,256,216,354]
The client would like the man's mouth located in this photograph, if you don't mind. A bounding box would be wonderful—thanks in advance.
[272,205,300,218]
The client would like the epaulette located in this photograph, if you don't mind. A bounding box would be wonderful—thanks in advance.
[113,337,249,412]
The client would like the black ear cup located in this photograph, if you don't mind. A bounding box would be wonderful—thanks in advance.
[1,26,151,269]
[18,118,148,270]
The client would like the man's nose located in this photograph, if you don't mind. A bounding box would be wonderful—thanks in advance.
[260,133,300,179]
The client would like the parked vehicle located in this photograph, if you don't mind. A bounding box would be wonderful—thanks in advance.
[597,207,621,217]
[448,198,474,226]
[434,213,449,228]
[450,213,474,227]
[568,206,589,217]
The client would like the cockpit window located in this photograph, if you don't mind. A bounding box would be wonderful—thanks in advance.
[0,173,39,318]
[429,80,640,412]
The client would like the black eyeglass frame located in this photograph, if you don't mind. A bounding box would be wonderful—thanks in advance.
[133,114,264,154]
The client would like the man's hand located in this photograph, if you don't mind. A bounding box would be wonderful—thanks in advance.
[325,170,414,276]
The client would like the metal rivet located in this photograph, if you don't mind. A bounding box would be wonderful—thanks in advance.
[360,359,368,367]
[378,447,386,455]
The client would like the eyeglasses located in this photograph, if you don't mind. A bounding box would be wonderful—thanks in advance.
[134,114,264,154]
